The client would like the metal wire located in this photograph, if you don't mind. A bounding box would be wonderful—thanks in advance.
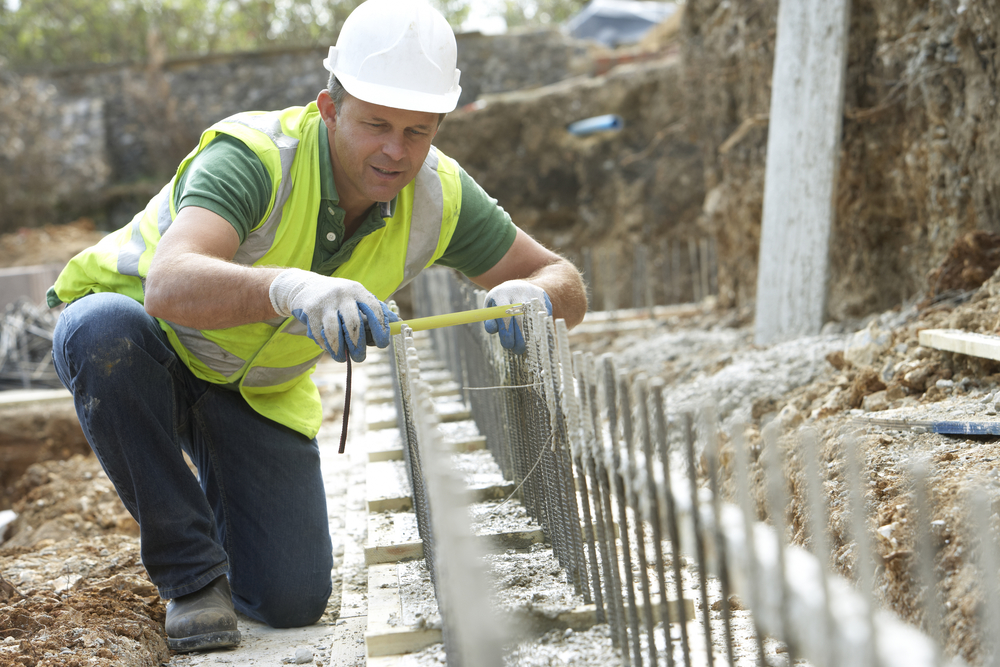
[398,267,963,667]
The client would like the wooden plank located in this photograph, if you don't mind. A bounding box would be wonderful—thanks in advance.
[438,406,472,423]
[470,482,515,503]
[366,512,422,565]
[365,540,424,565]
[366,527,547,565]
[508,596,694,636]
[0,388,72,407]
[449,435,486,453]
[367,429,404,462]
[367,460,412,513]
[367,434,486,463]
[754,0,851,344]
[365,563,442,657]
[919,328,1000,362]
[369,447,404,463]
[366,389,397,405]
[366,402,398,431]
[369,369,454,392]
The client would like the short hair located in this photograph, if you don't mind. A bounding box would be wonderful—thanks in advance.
[328,73,348,116]
[327,74,447,126]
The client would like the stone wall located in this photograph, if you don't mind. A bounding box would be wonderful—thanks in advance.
[0,29,596,234]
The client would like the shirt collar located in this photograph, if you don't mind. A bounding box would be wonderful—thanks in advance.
[317,117,397,219]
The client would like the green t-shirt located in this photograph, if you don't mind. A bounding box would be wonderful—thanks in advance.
[175,121,516,278]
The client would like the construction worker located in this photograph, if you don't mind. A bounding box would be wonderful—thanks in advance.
[46,0,586,654]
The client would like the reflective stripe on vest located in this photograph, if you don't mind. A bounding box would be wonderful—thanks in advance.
[229,112,300,267]
[402,147,444,288]
[117,194,172,277]
[242,352,325,388]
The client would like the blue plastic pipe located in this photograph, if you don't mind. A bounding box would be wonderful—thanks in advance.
[567,114,624,136]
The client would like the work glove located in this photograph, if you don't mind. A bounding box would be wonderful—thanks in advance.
[483,280,552,355]
[269,268,399,363]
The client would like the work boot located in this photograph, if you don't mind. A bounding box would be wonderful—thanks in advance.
[165,575,241,652]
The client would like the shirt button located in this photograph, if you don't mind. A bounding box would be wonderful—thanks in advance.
[326,232,337,242]
[327,207,335,215]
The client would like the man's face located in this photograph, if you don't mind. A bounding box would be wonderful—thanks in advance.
[323,92,439,211]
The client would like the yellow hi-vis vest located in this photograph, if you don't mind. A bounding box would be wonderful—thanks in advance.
[51,103,463,438]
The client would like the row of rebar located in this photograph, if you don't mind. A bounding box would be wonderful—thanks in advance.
[390,320,505,667]
[396,267,994,667]
[571,237,718,312]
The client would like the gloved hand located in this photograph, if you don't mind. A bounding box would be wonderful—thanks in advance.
[483,279,552,354]
[269,268,399,363]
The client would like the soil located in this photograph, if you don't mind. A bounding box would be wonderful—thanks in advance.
[0,220,105,269]
[0,455,166,667]
[3,6,1000,663]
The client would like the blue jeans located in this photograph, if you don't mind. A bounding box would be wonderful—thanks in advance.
[52,293,333,627]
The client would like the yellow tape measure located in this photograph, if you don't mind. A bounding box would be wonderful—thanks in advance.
[389,303,525,335]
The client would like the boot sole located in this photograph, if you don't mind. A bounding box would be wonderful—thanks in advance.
[168,630,242,652]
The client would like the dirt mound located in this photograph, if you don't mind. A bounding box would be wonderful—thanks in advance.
[0,403,90,513]
[0,455,164,667]
[724,257,1000,663]
[0,219,105,269]
[924,231,1000,306]
[0,574,167,667]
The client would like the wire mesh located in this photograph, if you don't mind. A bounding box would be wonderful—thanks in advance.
[393,267,977,667]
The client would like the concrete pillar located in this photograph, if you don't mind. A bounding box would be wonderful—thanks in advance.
[754,0,852,345]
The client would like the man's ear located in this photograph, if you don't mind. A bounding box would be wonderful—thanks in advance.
[316,90,337,131]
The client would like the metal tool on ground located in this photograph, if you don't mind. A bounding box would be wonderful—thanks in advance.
[856,417,1000,436]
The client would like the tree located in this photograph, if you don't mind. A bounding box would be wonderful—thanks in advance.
[496,0,589,29]
[0,0,363,69]
[0,0,592,70]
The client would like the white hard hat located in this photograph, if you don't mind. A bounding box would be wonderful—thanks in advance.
[324,0,462,114]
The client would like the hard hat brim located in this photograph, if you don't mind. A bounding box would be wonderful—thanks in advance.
[334,70,462,114]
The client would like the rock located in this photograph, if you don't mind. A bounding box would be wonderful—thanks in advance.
[844,322,892,368]
[776,404,802,429]
[294,647,314,664]
[862,390,890,413]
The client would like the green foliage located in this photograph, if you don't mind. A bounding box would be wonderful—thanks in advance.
[0,0,590,70]
[0,0,362,69]
[498,0,589,29]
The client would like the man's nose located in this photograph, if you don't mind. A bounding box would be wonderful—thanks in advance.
[381,133,405,161]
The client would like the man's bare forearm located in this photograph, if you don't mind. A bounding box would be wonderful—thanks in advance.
[526,258,588,328]
[144,253,283,329]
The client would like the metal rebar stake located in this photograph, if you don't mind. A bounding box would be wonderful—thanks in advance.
[558,326,592,604]
[589,355,630,664]
[702,408,735,667]
[761,422,797,664]
[970,487,1000,667]
[578,354,625,640]
[652,387,692,667]
[604,356,643,667]
[623,375,658,667]
[643,379,676,667]
[573,352,604,618]
[683,413,713,667]
[843,434,881,667]
[911,460,942,665]
[730,424,769,667]
[799,427,837,667]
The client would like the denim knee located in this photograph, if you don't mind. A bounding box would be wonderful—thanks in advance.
[238,579,332,628]
[53,293,166,385]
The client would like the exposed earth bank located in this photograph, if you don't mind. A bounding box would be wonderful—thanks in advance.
[5,226,1000,665]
